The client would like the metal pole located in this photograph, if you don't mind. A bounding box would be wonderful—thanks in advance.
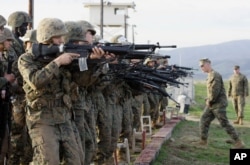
[28,0,34,29]
[100,0,104,38]
[132,25,135,43]
[124,15,127,38]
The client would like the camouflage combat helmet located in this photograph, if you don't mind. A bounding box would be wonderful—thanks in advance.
[63,21,85,43]
[0,34,7,43]
[3,28,14,40]
[110,34,130,45]
[143,57,157,65]
[23,29,37,43]
[77,20,96,35]
[7,11,32,28]
[37,18,68,43]
[0,15,7,27]
[110,34,123,43]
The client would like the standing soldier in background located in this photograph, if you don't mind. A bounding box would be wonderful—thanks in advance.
[228,65,248,125]
[7,11,33,165]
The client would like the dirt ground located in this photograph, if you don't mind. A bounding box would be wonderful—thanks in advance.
[115,114,250,165]
[151,114,250,165]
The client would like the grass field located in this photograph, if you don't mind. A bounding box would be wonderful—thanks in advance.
[152,81,250,165]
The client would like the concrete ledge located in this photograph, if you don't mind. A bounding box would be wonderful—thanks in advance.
[133,117,183,165]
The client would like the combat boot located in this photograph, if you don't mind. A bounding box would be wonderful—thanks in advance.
[233,117,239,124]
[233,140,245,149]
[239,118,243,125]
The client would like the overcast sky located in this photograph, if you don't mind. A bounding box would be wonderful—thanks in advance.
[2,0,250,48]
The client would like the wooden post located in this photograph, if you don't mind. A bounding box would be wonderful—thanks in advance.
[163,110,166,125]
[142,130,146,150]
[28,0,34,29]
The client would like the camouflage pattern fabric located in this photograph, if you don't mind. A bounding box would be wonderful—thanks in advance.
[18,51,83,164]
[71,66,104,164]
[142,92,150,116]
[148,93,160,125]
[71,88,86,164]
[118,82,133,146]
[228,73,248,118]
[83,95,96,165]
[91,87,111,162]
[103,83,122,158]
[200,70,240,141]
[7,35,33,165]
[200,106,240,141]
[131,94,144,131]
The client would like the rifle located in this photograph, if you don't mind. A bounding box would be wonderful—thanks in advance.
[122,75,178,104]
[32,43,175,71]
[96,42,177,52]
[168,64,198,71]
[129,65,188,86]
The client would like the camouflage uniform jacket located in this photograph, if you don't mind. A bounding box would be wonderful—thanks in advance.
[18,50,73,125]
[206,69,228,109]
[0,52,8,88]
[11,36,25,57]
[0,77,7,89]
[228,73,249,97]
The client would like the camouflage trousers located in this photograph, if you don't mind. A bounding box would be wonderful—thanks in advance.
[142,93,150,116]
[148,93,160,124]
[160,96,168,111]
[92,91,111,160]
[109,103,122,157]
[232,95,245,118]
[132,95,144,131]
[8,118,33,165]
[200,106,240,141]
[27,120,84,165]
[0,124,9,165]
[120,99,133,146]
[84,94,97,165]
[73,108,86,165]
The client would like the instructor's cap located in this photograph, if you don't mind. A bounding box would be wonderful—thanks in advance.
[234,65,240,70]
[199,58,211,67]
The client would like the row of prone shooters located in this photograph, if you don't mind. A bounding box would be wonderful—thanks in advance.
[32,42,196,103]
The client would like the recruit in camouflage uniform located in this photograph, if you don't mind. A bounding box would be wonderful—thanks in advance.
[74,21,114,164]
[0,29,16,164]
[196,58,245,149]
[64,20,106,165]
[92,72,113,164]
[60,20,89,165]
[110,35,133,149]
[7,11,33,165]
[0,19,9,158]
[144,57,161,127]
[228,65,249,125]
[77,20,106,165]
[102,79,122,161]
[18,17,84,165]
